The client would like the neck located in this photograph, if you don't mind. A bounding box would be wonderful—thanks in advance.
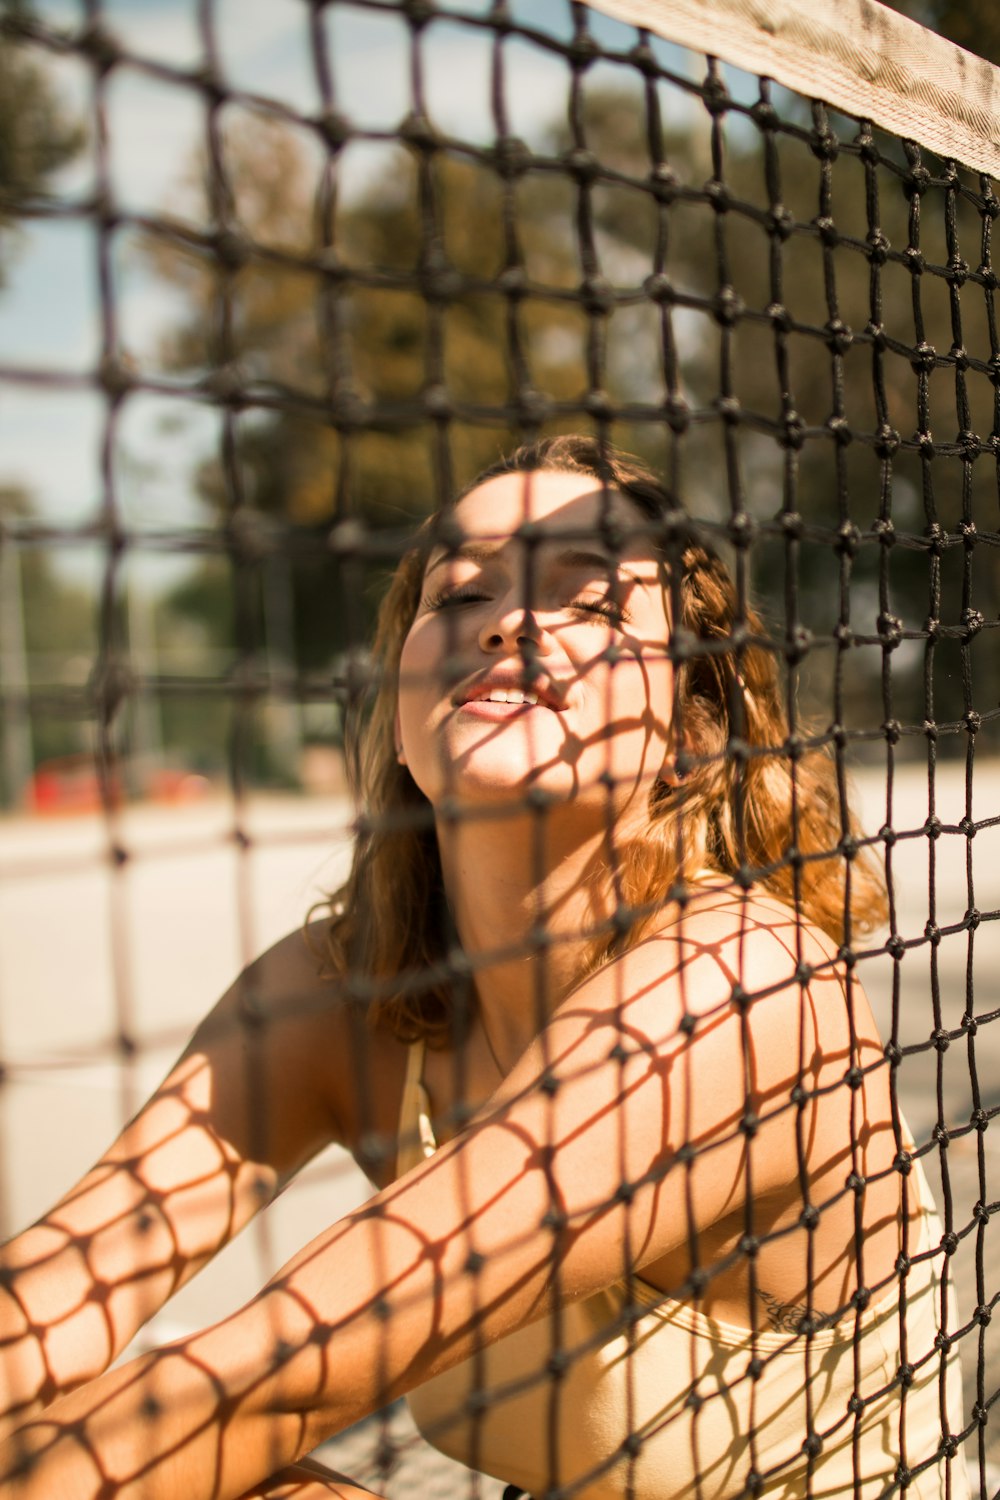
[435,797,639,1064]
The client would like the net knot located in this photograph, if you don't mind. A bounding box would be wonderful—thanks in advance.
[649,164,680,203]
[566,147,600,184]
[810,127,839,162]
[515,387,553,425]
[628,40,658,76]
[874,423,900,458]
[918,431,936,458]
[911,340,936,372]
[644,272,675,305]
[971,1106,989,1132]
[79,20,121,71]
[802,1433,823,1458]
[701,73,730,116]
[799,1205,819,1230]
[423,384,453,420]
[905,162,932,196]
[924,919,941,945]
[402,0,435,27]
[584,389,614,420]
[965,904,981,928]
[940,1230,958,1255]
[872,516,895,547]
[876,612,902,647]
[904,245,926,276]
[814,214,839,246]
[827,414,852,445]
[98,354,136,400]
[399,111,440,153]
[974,1303,992,1327]
[705,179,732,214]
[727,511,756,548]
[779,409,805,448]
[568,31,600,68]
[767,206,795,241]
[894,1152,912,1179]
[933,1123,951,1146]
[962,611,985,642]
[494,137,532,178]
[750,97,779,130]
[847,1393,864,1415]
[498,265,528,299]
[837,520,860,555]
[867,228,890,264]
[974,1200,990,1226]
[664,396,691,433]
[714,285,744,326]
[932,1027,950,1053]
[316,111,351,150]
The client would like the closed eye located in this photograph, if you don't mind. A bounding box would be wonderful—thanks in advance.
[422,586,490,610]
[422,587,631,626]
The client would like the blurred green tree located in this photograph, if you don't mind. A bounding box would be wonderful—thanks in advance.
[0,3,86,278]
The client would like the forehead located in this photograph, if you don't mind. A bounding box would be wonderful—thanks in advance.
[437,469,652,555]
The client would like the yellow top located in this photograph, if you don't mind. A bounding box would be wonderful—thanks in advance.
[397,1038,969,1500]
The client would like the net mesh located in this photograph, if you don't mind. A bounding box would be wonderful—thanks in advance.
[1,0,999,1496]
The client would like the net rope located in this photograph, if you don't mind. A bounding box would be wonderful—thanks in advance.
[0,1,999,1497]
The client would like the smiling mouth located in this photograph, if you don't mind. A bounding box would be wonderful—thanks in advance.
[467,689,539,706]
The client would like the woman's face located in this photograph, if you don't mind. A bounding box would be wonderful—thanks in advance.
[396,469,675,816]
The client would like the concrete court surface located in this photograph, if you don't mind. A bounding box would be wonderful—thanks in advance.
[1,756,1000,1493]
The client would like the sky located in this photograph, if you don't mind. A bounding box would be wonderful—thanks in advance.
[0,0,743,570]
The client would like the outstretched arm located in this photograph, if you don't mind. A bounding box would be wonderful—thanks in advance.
[0,928,345,1442]
[0,917,810,1500]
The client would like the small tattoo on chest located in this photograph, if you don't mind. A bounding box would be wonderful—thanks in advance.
[756,1287,839,1334]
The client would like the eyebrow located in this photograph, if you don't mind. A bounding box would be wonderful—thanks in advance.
[424,541,647,588]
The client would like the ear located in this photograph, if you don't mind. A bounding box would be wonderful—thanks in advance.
[393,706,407,766]
[658,721,694,787]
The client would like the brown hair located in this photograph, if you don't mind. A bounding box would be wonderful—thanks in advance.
[323,434,886,1043]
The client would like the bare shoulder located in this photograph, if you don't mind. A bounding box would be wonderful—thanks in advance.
[241,919,410,1185]
[577,880,859,1067]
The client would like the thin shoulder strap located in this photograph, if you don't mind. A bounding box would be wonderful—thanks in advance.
[396,1037,437,1179]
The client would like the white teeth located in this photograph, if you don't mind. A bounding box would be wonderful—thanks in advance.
[481,688,539,705]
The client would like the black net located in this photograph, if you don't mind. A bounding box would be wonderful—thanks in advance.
[1,1,999,1497]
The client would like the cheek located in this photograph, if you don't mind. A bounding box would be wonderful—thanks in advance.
[601,651,674,727]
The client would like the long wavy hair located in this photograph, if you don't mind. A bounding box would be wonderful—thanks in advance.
[321,434,887,1044]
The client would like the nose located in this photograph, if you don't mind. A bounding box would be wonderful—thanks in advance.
[478,596,555,657]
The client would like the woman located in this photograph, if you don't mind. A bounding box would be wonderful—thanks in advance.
[0,436,967,1498]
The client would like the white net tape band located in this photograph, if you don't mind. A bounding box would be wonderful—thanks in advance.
[587,0,1000,176]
